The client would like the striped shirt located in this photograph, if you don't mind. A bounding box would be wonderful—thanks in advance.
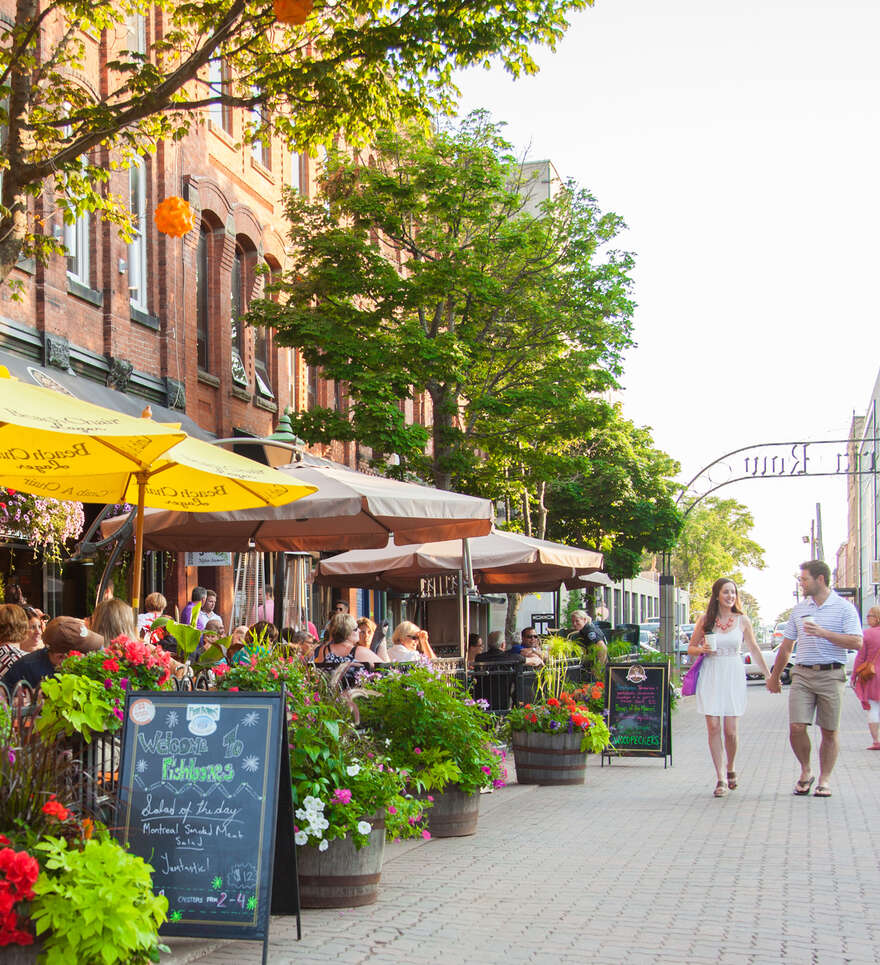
[783,590,862,665]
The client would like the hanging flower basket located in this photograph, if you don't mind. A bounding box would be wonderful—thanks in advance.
[273,0,312,25]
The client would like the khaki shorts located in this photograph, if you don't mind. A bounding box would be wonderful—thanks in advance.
[789,666,846,730]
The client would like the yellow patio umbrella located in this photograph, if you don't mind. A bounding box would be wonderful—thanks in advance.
[0,369,317,610]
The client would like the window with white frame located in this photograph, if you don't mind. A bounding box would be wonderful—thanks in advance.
[64,210,90,285]
[250,90,271,169]
[126,12,146,55]
[128,157,148,311]
[207,59,233,134]
[289,151,302,194]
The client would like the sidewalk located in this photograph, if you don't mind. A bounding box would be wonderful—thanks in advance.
[165,684,880,964]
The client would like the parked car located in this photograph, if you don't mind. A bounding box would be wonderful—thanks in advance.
[678,624,696,665]
[742,646,775,680]
[637,624,659,648]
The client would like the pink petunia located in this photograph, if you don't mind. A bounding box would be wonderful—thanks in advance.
[421,830,431,840]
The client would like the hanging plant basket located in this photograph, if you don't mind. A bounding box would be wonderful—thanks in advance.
[273,0,312,24]
[153,196,195,237]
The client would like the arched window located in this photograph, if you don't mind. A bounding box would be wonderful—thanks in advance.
[196,223,210,371]
[230,243,247,386]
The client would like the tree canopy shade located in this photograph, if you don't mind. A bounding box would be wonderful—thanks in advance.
[250,112,682,582]
[0,0,592,283]
[671,496,766,613]
[250,112,636,490]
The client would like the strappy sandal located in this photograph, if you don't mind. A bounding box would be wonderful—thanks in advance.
[727,771,737,790]
[713,781,728,798]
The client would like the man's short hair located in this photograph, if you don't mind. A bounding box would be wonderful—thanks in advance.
[191,586,208,602]
[487,630,505,651]
[333,601,349,613]
[801,560,831,585]
[521,626,538,642]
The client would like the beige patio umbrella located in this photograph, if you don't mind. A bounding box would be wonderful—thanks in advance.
[313,529,604,594]
[100,452,494,552]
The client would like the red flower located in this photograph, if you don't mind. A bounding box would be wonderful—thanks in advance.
[0,836,8,847]
[41,799,70,821]
[547,697,560,707]
[101,657,120,673]
[290,713,299,721]
[228,687,239,692]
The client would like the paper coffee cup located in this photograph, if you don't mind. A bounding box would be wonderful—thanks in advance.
[704,634,718,651]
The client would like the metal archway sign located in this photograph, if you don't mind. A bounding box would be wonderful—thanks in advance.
[657,436,879,653]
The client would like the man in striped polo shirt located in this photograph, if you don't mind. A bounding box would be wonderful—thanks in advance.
[768,560,862,797]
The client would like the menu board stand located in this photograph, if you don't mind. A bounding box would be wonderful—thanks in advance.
[602,662,672,767]
[115,690,300,964]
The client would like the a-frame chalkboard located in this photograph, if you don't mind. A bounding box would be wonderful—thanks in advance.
[602,662,672,767]
[115,690,299,964]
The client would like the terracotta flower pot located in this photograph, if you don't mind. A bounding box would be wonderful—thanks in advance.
[511,729,588,785]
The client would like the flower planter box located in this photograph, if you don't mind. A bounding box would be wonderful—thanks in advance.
[511,729,588,785]
[296,817,385,908]
[422,784,480,837]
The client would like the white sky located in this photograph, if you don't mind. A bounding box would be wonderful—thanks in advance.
[455,0,878,623]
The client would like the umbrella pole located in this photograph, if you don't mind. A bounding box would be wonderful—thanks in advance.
[131,473,147,617]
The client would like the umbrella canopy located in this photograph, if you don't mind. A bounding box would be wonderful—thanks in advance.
[100,452,494,551]
[313,530,604,594]
[0,370,316,609]
[0,366,185,490]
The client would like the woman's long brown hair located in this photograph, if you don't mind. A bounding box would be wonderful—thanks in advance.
[703,577,743,633]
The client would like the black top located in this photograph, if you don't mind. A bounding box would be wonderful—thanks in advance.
[2,649,56,689]
[474,649,525,665]
[568,622,607,647]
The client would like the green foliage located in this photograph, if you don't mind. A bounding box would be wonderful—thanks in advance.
[356,666,505,795]
[152,608,204,664]
[213,648,303,692]
[672,497,766,612]
[545,634,582,660]
[251,113,635,487]
[563,590,584,626]
[36,675,118,744]
[776,607,794,624]
[0,0,593,281]
[31,835,168,965]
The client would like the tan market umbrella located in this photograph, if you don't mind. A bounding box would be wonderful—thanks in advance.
[313,529,604,594]
[100,453,493,552]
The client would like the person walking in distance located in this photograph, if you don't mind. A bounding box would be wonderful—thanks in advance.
[852,606,880,749]
[688,578,772,797]
[767,560,862,798]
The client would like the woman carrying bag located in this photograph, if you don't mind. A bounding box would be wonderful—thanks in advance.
[852,606,880,749]
[687,578,772,798]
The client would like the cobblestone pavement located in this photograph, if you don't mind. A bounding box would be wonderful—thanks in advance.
[166,683,880,965]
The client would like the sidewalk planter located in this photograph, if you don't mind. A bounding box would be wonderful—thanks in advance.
[422,784,480,837]
[297,817,386,908]
[511,730,588,786]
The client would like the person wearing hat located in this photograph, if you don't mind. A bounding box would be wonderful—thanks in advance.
[2,616,104,690]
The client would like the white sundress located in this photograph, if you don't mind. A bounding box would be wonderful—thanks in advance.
[695,616,747,718]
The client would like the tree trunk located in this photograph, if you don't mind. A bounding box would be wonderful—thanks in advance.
[505,591,524,640]
[427,383,456,492]
[0,204,28,285]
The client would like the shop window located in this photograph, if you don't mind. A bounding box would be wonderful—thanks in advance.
[196,223,210,371]
[64,210,90,286]
[230,244,248,387]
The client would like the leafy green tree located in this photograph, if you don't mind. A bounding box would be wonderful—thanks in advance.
[738,589,761,624]
[672,496,766,613]
[541,412,682,581]
[776,606,794,624]
[0,0,591,283]
[249,112,636,491]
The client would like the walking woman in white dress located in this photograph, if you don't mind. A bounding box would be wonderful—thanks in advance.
[688,578,772,797]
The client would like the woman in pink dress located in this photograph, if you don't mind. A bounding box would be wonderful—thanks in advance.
[852,605,880,749]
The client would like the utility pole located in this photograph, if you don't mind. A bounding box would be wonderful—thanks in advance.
[815,502,824,561]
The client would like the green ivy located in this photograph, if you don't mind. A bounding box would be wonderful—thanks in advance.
[36,676,117,743]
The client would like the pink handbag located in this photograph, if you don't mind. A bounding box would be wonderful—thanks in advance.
[682,654,704,696]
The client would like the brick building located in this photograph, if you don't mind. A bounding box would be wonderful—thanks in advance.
[0,10,359,621]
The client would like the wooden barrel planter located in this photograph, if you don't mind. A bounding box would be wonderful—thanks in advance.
[297,816,385,908]
[2,940,43,965]
[512,730,587,785]
[422,784,480,837]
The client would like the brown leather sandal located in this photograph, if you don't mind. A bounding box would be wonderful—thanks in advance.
[727,771,737,790]
[713,781,728,798]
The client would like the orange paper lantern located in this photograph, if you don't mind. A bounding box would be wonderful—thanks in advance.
[154,196,196,238]
[274,0,312,25]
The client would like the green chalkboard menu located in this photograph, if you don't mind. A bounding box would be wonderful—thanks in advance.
[604,662,671,765]
[115,690,298,952]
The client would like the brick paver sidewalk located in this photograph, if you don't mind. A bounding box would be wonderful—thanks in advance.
[166,684,880,965]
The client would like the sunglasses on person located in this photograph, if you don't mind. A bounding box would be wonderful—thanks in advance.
[523,633,539,640]
[407,633,420,640]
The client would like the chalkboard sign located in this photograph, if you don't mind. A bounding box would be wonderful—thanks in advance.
[603,662,671,765]
[115,690,298,956]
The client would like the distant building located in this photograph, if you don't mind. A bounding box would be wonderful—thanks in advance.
[517,160,563,218]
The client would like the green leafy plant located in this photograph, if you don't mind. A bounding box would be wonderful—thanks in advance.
[356,666,506,795]
[31,833,168,965]
[504,690,611,755]
[36,675,118,744]
[213,648,303,692]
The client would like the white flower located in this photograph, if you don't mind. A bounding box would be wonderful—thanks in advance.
[302,795,324,813]
[318,839,329,852]
[357,821,372,835]
[310,816,330,832]
[294,808,309,822]
[294,831,308,846]
[384,738,392,746]
[346,764,361,776]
